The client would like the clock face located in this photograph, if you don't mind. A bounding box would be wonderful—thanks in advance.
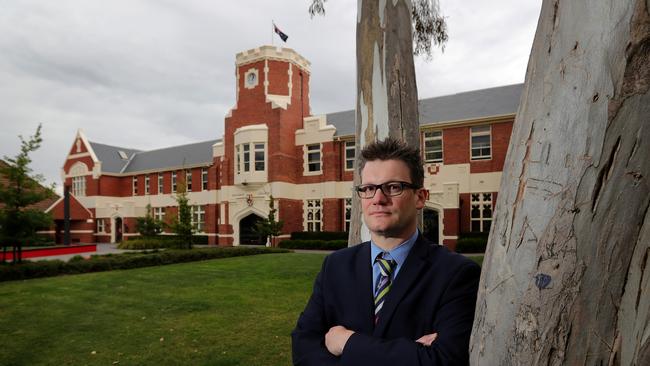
[247,73,257,86]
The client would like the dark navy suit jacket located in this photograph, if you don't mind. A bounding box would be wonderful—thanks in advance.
[291,235,480,365]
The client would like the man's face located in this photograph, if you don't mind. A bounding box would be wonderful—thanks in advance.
[360,159,426,239]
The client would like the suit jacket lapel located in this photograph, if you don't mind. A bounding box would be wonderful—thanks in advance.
[372,235,429,337]
[354,242,375,334]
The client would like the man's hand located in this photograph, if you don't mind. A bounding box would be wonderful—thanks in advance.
[325,325,355,356]
[415,333,438,346]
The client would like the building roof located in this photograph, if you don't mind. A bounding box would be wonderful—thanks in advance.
[0,159,59,211]
[326,83,524,137]
[89,140,219,174]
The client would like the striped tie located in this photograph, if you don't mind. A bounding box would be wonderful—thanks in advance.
[374,253,397,323]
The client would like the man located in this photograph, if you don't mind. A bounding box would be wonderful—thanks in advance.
[292,137,480,365]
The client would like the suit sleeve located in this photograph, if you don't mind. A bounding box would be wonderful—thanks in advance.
[291,256,340,365]
[339,260,481,366]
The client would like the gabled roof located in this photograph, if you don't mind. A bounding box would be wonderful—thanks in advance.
[88,142,141,173]
[0,159,59,211]
[87,140,219,174]
[326,83,524,137]
[122,139,219,173]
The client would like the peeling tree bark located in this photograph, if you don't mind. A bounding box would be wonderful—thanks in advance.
[348,0,421,245]
[470,0,650,365]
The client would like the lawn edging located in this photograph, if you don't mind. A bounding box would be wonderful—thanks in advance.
[0,247,290,282]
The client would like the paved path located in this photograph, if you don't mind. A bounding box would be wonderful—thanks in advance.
[27,243,133,262]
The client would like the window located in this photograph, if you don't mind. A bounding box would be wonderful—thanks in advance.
[305,199,322,232]
[97,219,105,233]
[71,176,86,196]
[243,144,250,172]
[471,193,493,232]
[153,207,165,222]
[191,205,205,232]
[424,131,443,163]
[254,143,265,171]
[158,173,164,194]
[172,172,177,193]
[202,168,208,190]
[345,141,355,170]
[306,144,321,172]
[471,125,491,160]
[145,175,150,195]
[235,143,266,174]
[186,170,192,191]
[344,198,352,232]
[132,176,138,195]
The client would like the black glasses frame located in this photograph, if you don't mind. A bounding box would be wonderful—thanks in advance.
[354,181,420,199]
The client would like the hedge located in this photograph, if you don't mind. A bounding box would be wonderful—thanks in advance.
[455,236,488,253]
[290,231,348,241]
[278,239,347,251]
[117,235,209,249]
[0,247,289,282]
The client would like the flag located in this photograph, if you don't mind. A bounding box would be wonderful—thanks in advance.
[273,23,288,42]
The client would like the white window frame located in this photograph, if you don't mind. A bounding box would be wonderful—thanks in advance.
[471,125,492,160]
[423,130,443,163]
[71,176,86,197]
[344,141,355,171]
[172,171,177,193]
[202,168,208,190]
[186,170,192,192]
[97,219,105,233]
[470,192,493,232]
[304,143,322,175]
[344,198,352,232]
[132,176,138,196]
[153,207,165,222]
[305,199,322,232]
[145,175,150,195]
[235,142,266,175]
[191,205,205,233]
[158,173,164,194]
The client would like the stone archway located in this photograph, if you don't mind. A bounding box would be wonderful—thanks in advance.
[239,213,265,245]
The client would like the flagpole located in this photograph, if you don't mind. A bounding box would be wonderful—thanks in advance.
[271,20,274,46]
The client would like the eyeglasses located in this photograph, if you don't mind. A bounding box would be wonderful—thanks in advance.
[354,181,420,199]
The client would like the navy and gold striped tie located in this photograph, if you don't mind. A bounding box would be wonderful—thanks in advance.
[374,253,397,323]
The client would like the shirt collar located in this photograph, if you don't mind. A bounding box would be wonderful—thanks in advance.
[370,230,419,266]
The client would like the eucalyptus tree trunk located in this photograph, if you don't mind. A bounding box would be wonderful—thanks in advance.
[349,0,421,245]
[470,0,650,364]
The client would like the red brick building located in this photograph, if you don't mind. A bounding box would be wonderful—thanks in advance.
[45,45,521,249]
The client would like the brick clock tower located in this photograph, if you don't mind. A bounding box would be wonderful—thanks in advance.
[215,45,313,245]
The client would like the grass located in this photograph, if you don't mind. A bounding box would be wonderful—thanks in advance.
[0,252,326,366]
[0,252,484,365]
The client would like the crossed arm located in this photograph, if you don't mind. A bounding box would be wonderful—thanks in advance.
[291,259,480,366]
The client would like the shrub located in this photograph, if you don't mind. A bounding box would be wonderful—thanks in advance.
[117,237,181,250]
[455,236,488,253]
[290,231,348,241]
[278,239,347,251]
[0,247,290,282]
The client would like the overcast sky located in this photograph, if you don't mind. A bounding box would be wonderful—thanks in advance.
[0,0,542,194]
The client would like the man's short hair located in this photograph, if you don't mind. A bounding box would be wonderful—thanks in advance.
[359,137,424,188]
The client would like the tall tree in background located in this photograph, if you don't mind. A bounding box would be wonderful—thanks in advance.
[170,181,193,249]
[0,124,54,263]
[310,0,448,244]
[471,0,649,364]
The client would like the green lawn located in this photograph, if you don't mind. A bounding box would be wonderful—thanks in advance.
[0,252,484,366]
[0,253,326,366]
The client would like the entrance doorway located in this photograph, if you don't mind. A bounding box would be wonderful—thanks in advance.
[114,217,123,243]
[239,214,265,245]
[423,208,440,245]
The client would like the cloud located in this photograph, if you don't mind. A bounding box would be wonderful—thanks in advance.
[0,0,541,193]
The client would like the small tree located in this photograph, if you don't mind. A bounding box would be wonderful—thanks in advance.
[254,195,284,246]
[170,180,193,249]
[0,124,55,263]
[136,204,163,237]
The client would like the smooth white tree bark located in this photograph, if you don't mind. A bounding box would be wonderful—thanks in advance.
[348,0,421,245]
[471,0,650,364]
